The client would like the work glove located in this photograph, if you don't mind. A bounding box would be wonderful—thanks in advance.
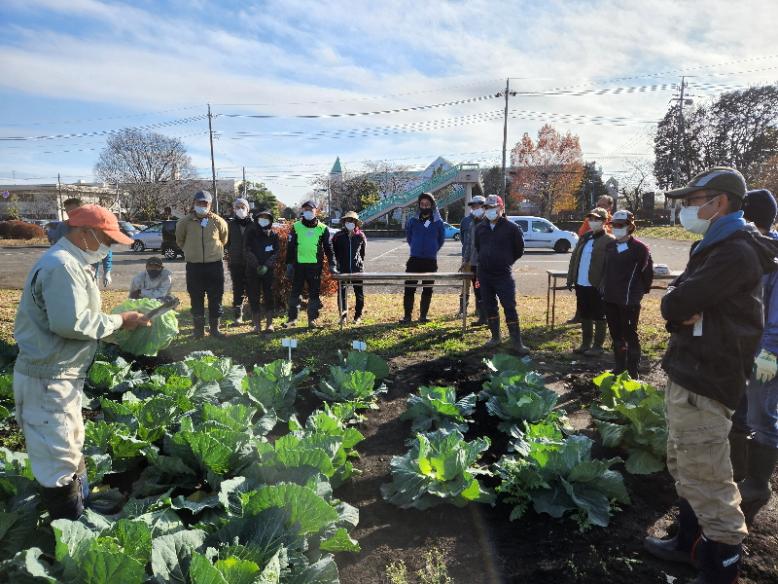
[103,272,112,288]
[330,266,340,275]
[256,265,269,277]
[285,264,294,279]
[754,348,778,384]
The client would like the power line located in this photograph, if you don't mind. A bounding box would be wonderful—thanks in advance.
[0,105,204,128]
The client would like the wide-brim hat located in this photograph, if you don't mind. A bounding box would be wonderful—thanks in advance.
[342,211,362,225]
[586,207,609,222]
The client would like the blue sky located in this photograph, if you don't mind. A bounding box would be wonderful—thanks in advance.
[1,0,776,205]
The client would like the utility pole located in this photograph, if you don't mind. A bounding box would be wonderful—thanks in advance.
[499,79,517,198]
[57,173,62,220]
[207,104,218,212]
[242,166,247,197]
[671,77,687,189]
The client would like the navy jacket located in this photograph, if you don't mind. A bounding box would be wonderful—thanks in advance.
[406,210,445,260]
[474,217,525,275]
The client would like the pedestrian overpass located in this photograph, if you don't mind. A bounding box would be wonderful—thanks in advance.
[358,163,483,225]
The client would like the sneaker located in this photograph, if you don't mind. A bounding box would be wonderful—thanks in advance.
[353,316,362,325]
[398,316,412,325]
[418,317,430,324]
[308,320,322,329]
[284,320,298,329]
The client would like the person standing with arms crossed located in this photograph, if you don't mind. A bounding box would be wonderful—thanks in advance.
[332,211,367,325]
[226,197,253,326]
[400,192,445,324]
[175,190,229,339]
[644,168,778,584]
[13,205,149,519]
[244,208,279,333]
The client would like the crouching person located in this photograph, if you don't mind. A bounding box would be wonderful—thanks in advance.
[129,256,173,300]
[245,209,279,333]
[13,205,149,519]
[567,207,613,356]
[475,195,529,355]
[602,210,653,377]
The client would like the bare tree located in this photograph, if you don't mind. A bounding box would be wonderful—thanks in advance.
[619,160,655,212]
[94,129,196,220]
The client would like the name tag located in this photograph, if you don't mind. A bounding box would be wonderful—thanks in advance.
[200,219,208,228]
[307,230,314,237]
[424,220,431,228]
[264,245,274,252]
[693,314,703,337]
[616,243,628,253]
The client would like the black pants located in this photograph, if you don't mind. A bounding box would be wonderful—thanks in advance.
[338,273,364,318]
[404,257,437,317]
[575,284,605,321]
[229,262,247,308]
[604,302,641,376]
[246,269,274,315]
[479,269,518,324]
[288,264,322,321]
[186,261,224,320]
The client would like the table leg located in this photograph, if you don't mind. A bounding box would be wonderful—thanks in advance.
[461,277,467,337]
[551,277,557,329]
[338,280,344,331]
[546,272,551,326]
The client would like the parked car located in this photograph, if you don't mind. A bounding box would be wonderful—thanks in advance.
[443,222,461,241]
[506,216,578,253]
[118,221,138,238]
[130,220,182,259]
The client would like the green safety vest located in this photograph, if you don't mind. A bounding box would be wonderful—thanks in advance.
[293,221,326,264]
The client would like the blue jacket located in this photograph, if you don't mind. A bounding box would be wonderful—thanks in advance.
[406,210,445,260]
[760,230,778,355]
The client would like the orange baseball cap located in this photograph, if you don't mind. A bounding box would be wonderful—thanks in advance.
[67,204,134,245]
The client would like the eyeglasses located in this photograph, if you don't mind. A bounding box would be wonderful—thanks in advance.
[680,194,717,208]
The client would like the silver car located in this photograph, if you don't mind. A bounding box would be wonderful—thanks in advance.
[131,223,164,252]
[507,215,578,253]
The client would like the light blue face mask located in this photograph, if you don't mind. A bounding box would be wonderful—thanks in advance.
[80,229,110,264]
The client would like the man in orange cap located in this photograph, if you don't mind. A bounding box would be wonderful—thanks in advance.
[13,204,150,520]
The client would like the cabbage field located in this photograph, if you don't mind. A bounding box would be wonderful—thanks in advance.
[0,332,776,583]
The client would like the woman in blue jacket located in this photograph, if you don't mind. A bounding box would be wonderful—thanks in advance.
[400,192,445,324]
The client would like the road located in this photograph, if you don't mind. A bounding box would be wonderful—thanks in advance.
[0,237,692,296]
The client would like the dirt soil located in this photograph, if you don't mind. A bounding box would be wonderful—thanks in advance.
[335,349,778,584]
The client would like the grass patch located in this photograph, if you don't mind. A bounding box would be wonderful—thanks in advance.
[639,225,699,241]
[0,289,669,376]
[0,238,49,247]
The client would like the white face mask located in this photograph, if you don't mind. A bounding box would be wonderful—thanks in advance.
[485,208,499,221]
[234,208,248,219]
[345,222,356,231]
[588,220,603,232]
[679,198,718,235]
[258,218,271,228]
[81,229,110,264]
[471,208,485,218]
[612,227,629,239]
[194,205,209,216]
[303,210,315,221]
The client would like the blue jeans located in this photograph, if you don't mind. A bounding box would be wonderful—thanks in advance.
[478,270,518,325]
[733,373,778,448]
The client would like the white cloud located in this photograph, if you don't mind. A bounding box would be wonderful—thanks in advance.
[0,0,776,204]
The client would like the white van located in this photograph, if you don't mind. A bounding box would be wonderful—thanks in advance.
[506,216,578,253]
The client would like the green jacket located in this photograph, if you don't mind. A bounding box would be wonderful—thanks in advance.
[14,237,123,380]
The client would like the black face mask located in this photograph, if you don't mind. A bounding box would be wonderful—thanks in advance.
[147,270,162,279]
[420,207,432,215]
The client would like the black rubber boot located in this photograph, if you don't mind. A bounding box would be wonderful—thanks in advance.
[507,321,530,356]
[613,346,627,374]
[251,314,261,334]
[400,293,414,324]
[584,320,607,356]
[626,345,641,378]
[192,315,206,340]
[40,475,84,520]
[209,318,227,339]
[574,319,593,354]
[739,440,778,525]
[265,313,275,333]
[689,535,741,584]
[232,305,243,327]
[728,430,750,484]
[419,294,432,323]
[471,301,488,327]
[643,498,700,565]
[484,318,502,349]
